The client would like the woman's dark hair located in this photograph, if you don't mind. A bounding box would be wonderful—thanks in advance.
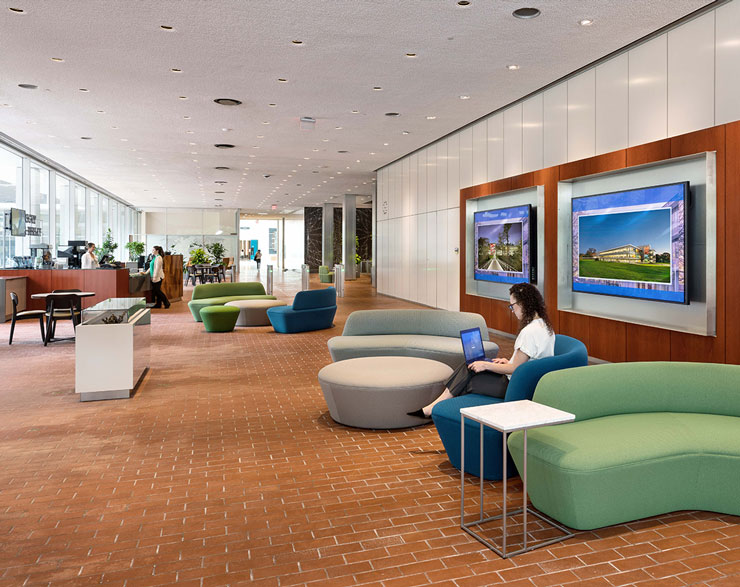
[509,282,553,334]
[153,246,165,257]
[87,242,95,250]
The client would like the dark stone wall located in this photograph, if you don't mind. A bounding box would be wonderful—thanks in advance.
[333,208,343,264]
[356,208,372,260]
[303,207,322,271]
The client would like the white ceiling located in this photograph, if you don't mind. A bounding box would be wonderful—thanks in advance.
[0,0,714,213]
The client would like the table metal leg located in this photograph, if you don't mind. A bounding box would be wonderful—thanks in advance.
[502,430,507,557]
[523,429,527,550]
[460,414,465,528]
[479,422,484,520]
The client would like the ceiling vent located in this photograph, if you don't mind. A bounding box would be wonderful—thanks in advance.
[214,144,235,149]
[213,98,242,106]
[214,166,230,170]
[300,116,316,130]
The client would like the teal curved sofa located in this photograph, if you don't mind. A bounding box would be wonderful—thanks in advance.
[508,362,740,530]
[432,335,588,480]
[267,287,337,333]
[327,309,499,368]
[188,282,276,322]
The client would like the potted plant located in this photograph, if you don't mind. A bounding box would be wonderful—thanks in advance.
[98,228,118,261]
[355,236,362,274]
[205,242,226,265]
[124,240,145,262]
[188,247,210,266]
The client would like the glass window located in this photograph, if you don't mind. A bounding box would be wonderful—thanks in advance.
[55,175,70,249]
[73,183,85,239]
[88,191,99,247]
[100,195,109,240]
[29,164,50,247]
[0,146,23,266]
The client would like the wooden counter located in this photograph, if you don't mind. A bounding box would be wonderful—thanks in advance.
[0,269,130,311]
[162,255,183,302]
[0,276,27,322]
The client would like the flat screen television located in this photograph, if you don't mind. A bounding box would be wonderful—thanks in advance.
[10,208,26,236]
[473,204,534,284]
[571,182,688,304]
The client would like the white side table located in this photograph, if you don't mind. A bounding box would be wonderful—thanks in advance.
[460,400,576,558]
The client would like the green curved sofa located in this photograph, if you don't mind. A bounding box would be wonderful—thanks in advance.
[507,362,740,530]
[188,282,277,322]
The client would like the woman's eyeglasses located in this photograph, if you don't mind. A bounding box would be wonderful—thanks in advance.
[508,302,518,311]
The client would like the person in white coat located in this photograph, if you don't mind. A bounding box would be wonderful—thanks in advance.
[81,243,99,269]
[149,246,170,309]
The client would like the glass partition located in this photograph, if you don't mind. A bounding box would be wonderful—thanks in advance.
[73,183,86,240]
[0,146,23,265]
[88,191,99,246]
[29,164,50,248]
[55,175,70,249]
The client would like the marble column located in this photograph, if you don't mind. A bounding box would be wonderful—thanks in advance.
[342,194,357,280]
[321,203,333,267]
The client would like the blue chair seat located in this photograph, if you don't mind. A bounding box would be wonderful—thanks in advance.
[267,287,337,333]
[432,334,588,480]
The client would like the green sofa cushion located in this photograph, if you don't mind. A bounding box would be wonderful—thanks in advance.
[191,282,267,300]
[508,412,740,530]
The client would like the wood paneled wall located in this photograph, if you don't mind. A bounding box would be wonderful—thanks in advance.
[460,122,739,365]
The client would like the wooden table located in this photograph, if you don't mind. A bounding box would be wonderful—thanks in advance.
[31,292,96,344]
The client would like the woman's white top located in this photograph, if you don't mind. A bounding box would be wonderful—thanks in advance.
[81,251,99,269]
[151,255,165,282]
[514,318,555,361]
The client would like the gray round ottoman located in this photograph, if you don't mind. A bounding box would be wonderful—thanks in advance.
[318,356,453,429]
[225,299,288,326]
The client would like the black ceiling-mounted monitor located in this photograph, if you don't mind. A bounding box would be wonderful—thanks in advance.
[10,208,26,236]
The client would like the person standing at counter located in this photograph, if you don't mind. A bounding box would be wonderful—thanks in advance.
[149,246,170,309]
[81,243,99,269]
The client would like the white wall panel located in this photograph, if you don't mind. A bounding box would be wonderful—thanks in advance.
[417,213,428,306]
[522,94,544,173]
[504,104,523,177]
[445,135,458,209]
[401,158,411,217]
[409,214,418,302]
[629,35,668,147]
[426,212,437,308]
[400,216,410,300]
[472,121,488,186]
[459,128,473,190]
[668,12,715,137]
[543,83,568,168]
[716,0,740,125]
[387,164,396,219]
[417,148,427,214]
[377,220,385,293]
[391,218,400,297]
[437,139,448,211]
[409,153,418,216]
[435,211,448,310]
[487,113,504,181]
[568,69,596,162]
[426,145,438,213]
[378,168,388,221]
[595,53,629,154]
[447,207,460,311]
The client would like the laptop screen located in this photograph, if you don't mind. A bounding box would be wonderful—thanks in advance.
[460,327,486,364]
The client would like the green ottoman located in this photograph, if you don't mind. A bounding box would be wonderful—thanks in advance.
[200,305,240,333]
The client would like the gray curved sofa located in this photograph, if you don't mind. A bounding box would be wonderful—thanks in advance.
[327,309,499,368]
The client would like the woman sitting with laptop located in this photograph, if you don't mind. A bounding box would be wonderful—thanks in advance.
[408,282,555,419]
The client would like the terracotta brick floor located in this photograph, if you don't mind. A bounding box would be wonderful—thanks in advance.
[0,269,738,586]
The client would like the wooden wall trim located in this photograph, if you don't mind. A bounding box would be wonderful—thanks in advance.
[460,122,735,364]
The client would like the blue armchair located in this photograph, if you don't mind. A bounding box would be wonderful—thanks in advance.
[267,287,337,333]
[431,334,588,480]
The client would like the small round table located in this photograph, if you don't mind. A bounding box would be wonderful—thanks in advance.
[225,299,287,326]
[318,356,453,429]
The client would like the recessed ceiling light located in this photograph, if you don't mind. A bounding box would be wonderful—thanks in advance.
[170,68,182,73]
[79,88,89,92]
[513,7,541,19]
[214,144,235,149]
[335,126,342,130]
[426,115,437,120]
[160,25,174,30]
[80,136,92,140]
[291,40,303,45]
[457,0,470,6]
[215,180,228,184]
[186,130,195,134]
[213,98,242,106]
[18,83,38,90]
[120,138,128,141]
[383,142,389,146]
[111,125,119,129]
[268,103,277,107]
[97,110,106,114]
[579,18,593,26]
[372,87,382,91]
[183,115,191,119]
[262,121,270,125]
[178,96,188,100]
[338,150,348,153]
[351,109,359,114]
[215,191,225,194]
[385,112,400,117]
[459,94,471,100]
[405,53,417,58]
[277,78,288,83]
[50,57,64,62]
[312,148,319,152]
[402,131,410,135]
[369,152,376,155]
[507,64,520,70]
[8,7,25,13]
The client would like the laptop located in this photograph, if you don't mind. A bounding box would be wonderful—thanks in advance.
[460,327,488,365]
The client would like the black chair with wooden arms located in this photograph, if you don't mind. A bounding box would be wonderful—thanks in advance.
[44,290,83,346]
[8,292,46,345]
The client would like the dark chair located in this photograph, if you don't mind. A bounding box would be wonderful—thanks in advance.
[44,290,83,346]
[8,292,46,345]
[185,266,198,286]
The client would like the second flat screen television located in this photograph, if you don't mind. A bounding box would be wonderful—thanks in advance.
[571,182,688,304]
[474,204,533,284]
